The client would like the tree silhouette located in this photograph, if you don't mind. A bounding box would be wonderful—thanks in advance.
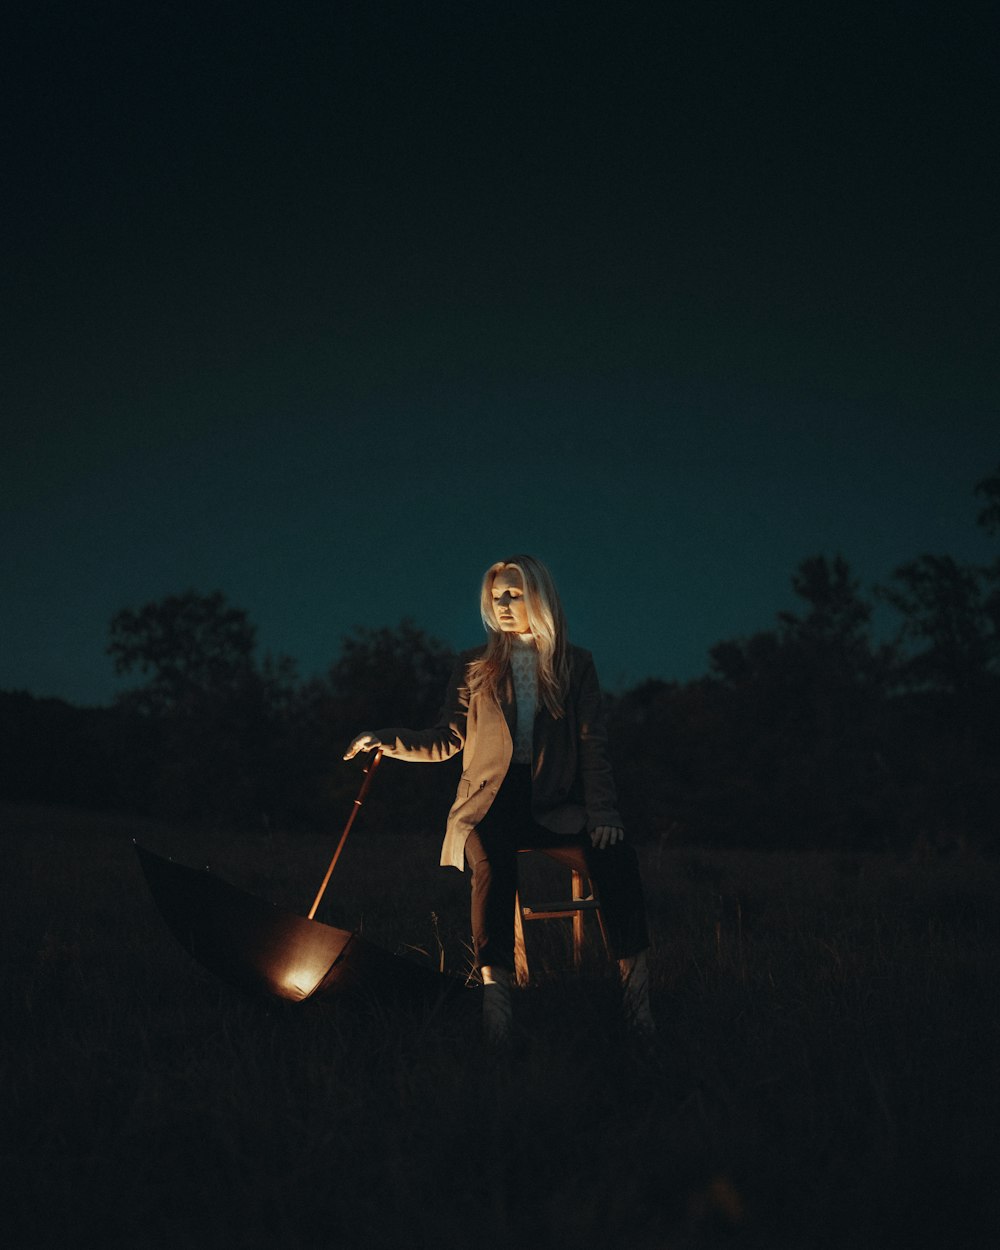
[780,555,881,669]
[974,464,1000,537]
[107,590,258,716]
[871,472,1000,849]
[327,618,456,729]
[699,555,888,847]
[879,555,996,694]
[9,469,998,848]
[974,465,1000,660]
[107,591,297,826]
[320,620,460,835]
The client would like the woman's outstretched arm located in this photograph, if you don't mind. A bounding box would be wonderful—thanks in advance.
[343,654,470,763]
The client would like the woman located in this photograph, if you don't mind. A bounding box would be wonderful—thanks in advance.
[345,555,652,1040]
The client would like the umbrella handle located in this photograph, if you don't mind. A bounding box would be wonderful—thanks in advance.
[307,748,383,921]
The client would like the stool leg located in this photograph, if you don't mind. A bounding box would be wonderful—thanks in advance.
[513,890,529,986]
[571,870,585,968]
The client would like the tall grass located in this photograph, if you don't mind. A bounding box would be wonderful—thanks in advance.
[3,803,999,1248]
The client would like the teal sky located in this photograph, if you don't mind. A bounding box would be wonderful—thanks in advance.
[3,1,997,705]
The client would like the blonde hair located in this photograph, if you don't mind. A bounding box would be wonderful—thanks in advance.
[467,554,570,718]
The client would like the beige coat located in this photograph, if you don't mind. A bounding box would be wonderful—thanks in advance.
[374,644,623,870]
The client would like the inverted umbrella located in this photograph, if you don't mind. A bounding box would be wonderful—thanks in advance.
[136,751,463,1006]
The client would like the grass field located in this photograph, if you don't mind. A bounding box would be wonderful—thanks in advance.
[3,802,999,1249]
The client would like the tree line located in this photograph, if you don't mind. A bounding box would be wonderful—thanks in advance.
[3,469,998,852]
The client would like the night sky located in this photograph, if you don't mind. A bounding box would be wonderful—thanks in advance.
[3,1,997,706]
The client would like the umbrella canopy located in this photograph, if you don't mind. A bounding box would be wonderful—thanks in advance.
[136,842,462,1007]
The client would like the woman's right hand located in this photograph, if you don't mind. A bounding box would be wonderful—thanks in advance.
[344,732,382,761]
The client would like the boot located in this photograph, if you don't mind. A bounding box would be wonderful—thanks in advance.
[619,949,655,1034]
[481,965,512,1044]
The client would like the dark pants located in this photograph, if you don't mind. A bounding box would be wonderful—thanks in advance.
[464,763,650,971]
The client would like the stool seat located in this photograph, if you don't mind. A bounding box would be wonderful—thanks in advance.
[513,845,609,985]
[520,897,603,918]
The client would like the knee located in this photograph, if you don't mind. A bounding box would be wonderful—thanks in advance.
[589,838,642,887]
[591,837,636,865]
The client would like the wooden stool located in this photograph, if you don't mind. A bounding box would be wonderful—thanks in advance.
[513,845,609,986]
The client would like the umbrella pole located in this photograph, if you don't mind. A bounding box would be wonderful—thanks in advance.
[307,749,383,921]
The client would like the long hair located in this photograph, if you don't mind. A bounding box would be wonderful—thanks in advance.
[467,554,570,718]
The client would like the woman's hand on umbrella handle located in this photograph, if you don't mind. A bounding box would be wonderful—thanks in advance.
[591,824,624,850]
[344,732,382,761]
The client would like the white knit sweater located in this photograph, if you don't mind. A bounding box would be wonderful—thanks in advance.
[509,634,538,763]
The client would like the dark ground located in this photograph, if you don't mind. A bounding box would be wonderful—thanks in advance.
[3,803,999,1248]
